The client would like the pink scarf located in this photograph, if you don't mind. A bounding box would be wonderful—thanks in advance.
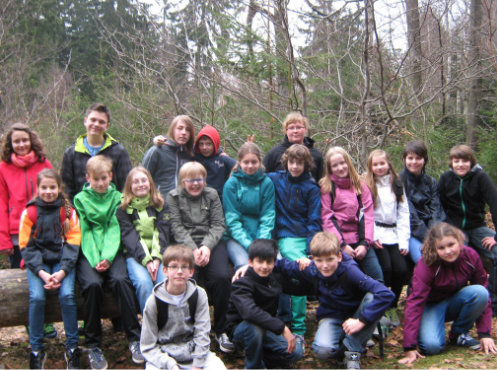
[10,151,38,168]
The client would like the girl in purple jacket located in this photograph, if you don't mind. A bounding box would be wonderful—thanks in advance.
[400,222,497,365]
[319,146,383,282]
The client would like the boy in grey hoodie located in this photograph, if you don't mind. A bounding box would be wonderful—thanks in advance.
[140,245,226,370]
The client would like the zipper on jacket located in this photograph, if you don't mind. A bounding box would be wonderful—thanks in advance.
[458,177,467,229]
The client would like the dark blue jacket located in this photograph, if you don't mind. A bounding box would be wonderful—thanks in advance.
[268,170,321,248]
[195,151,235,199]
[275,254,394,324]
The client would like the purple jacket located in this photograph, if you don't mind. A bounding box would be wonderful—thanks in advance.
[403,246,492,350]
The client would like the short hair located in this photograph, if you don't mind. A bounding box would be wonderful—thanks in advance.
[1,122,47,162]
[86,155,113,176]
[309,232,341,257]
[248,239,279,262]
[403,140,428,165]
[421,222,465,266]
[178,161,207,188]
[167,115,195,153]
[448,144,477,168]
[282,111,309,132]
[85,103,111,123]
[280,144,314,172]
[162,244,194,267]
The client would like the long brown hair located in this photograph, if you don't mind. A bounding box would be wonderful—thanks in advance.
[319,146,362,195]
[364,149,402,207]
[37,169,72,234]
[2,123,47,162]
[167,115,195,156]
[421,222,465,266]
[120,167,164,210]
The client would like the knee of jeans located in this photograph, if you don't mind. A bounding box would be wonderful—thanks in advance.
[29,290,45,304]
[312,343,341,360]
[469,285,489,303]
[419,339,444,355]
[59,290,76,304]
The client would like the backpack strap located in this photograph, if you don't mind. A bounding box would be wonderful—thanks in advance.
[156,287,199,330]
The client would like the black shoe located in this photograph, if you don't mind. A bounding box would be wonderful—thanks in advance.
[29,351,46,369]
[65,347,81,369]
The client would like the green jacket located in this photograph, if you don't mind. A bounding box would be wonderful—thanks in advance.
[74,183,122,267]
[166,186,225,250]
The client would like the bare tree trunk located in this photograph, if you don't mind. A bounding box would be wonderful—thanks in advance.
[466,0,482,147]
[405,0,422,94]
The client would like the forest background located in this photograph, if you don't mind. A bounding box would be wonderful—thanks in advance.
[1,0,497,180]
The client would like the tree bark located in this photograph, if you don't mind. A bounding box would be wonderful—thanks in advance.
[405,0,423,94]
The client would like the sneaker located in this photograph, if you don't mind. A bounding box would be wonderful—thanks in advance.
[216,333,235,353]
[453,332,481,350]
[65,347,81,369]
[88,347,108,370]
[344,351,361,369]
[294,334,305,353]
[366,338,375,347]
[43,323,57,339]
[129,341,144,364]
[29,351,46,369]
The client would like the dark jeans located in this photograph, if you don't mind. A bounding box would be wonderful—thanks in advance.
[9,240,22,268]
[374,244,409,307]
[193,240,231,335]
[77,252,140,348]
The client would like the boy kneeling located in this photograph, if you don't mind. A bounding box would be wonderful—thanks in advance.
[140,245,226,370]
[224,239,305,369]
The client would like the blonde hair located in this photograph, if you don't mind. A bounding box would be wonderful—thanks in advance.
[319,147,362,195]
[120,167,164,210]
[363,149,402,207]
[163,244,194,267]
[178,161,207,188]
[37,169,72,234]
[86,155,113,176]
[167,115,195,155]
[232,142,263,173]
[282,111,309,132]
[421,222,465,266]
[310,232,341,257]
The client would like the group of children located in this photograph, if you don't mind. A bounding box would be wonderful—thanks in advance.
[5,106,497,369]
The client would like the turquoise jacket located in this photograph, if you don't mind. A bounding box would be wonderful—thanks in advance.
[223,168,275,249]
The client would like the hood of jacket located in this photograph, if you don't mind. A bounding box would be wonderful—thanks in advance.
[194,125,220,156]
[232,167,266,185]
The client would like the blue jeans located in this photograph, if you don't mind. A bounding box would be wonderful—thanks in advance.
[356,246,384,283]
[408,237,423,263]
[27,264,78,351]
[226,239,249,271]
[463,226,497,309]
[312,293,378,358]
[126,258,165,313]
[232,320,303,369]
[417,285,488,355]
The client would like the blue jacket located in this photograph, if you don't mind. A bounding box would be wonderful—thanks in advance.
[275,254,394,324]
[268,170,321,248]
[223,168,275,249]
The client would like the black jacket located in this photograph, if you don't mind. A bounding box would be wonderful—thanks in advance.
[263,136,323,181]
[116,206,171,264]
[439,164,497,236]
[400,168,445,241]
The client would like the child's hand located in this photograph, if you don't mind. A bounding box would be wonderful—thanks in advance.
[247,135,255,143]
[400,248,409,256]
[481,337,497,354]
[232,265,249,282]
[354,245,367,260]
[153,135,167,147]
[51,270,66,284]
[95,259,111,272]
[296,257,311,271]
[146,261,158,281]
[194,246,210,267]
[342,318,365,335]
[482,236,497,250]
[282,326,296,354]
[38,270,56,289]
[398,350,424,364]
[373,240,383,249]
[342,245,355,258]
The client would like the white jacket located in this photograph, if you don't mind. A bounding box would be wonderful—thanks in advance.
[373,175,410,251]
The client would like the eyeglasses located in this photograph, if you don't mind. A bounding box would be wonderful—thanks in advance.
[166,265,191,272]
[286,125,306,131]
[184,177,204,184]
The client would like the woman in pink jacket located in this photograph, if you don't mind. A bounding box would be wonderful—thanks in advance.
[0,123,52,268]
[319,146,383,282]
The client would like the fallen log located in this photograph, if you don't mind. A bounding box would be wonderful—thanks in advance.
[0,269,121,328]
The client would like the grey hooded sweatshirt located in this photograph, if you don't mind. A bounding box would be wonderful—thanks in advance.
[140,279,211,369]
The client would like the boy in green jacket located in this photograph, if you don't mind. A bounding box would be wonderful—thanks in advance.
[74,155,142,370]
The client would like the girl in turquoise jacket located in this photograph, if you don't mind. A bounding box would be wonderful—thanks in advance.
[223,142,276,270]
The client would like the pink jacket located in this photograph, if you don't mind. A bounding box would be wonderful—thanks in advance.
[0,158,52,251]
[321,175,374,246]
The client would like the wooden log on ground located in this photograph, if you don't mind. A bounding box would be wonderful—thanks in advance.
[0,269,121,328]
